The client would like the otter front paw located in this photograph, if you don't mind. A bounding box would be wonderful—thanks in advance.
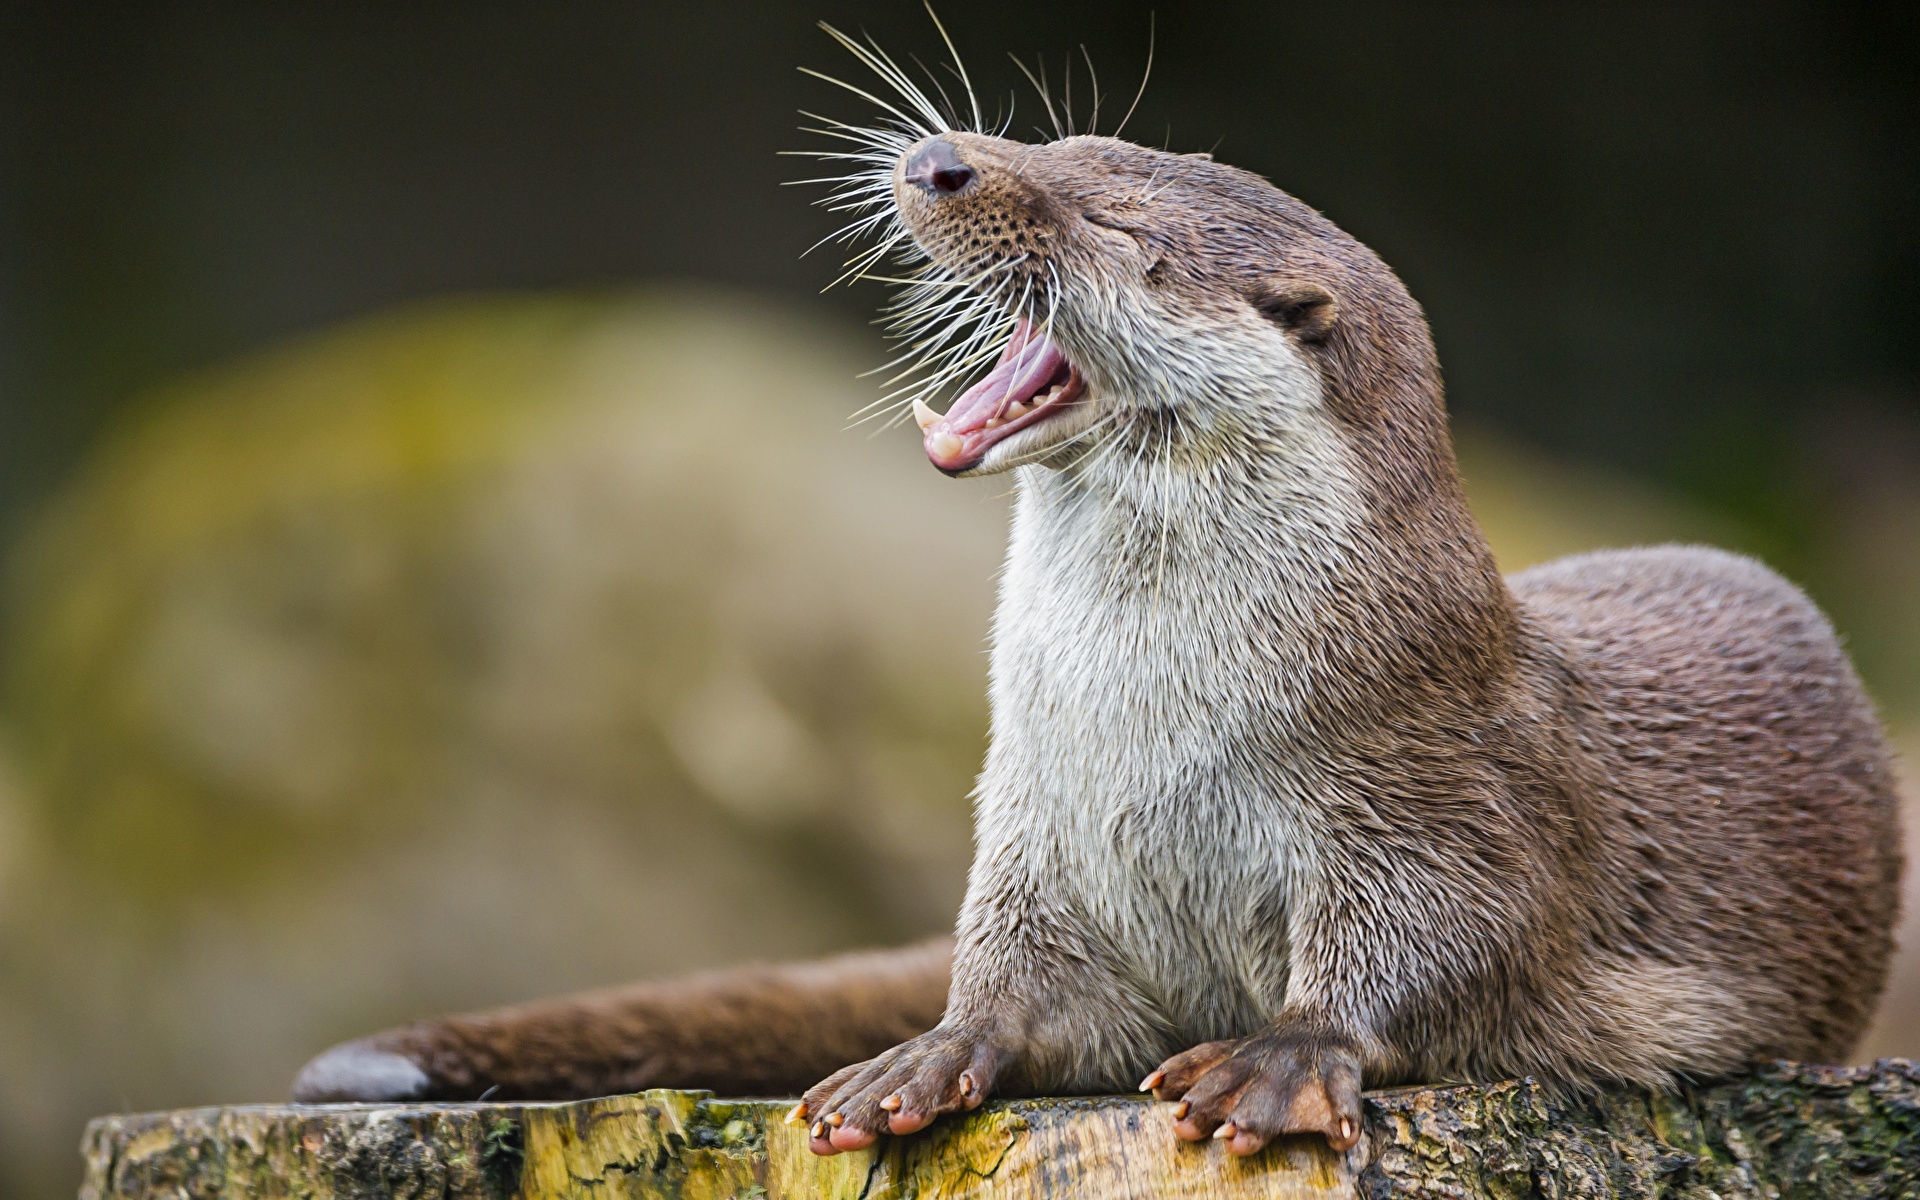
[1143,1025,1362,1156]
[790,1025,1006,1156]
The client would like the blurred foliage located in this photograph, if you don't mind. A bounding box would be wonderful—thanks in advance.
[0,290,1915,1200]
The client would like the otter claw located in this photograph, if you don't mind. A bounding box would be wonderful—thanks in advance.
[784,1103,807,1127]
[1139,1069,1165,1091]
[880,1094,902,1112]
[1213,1121,1237,1140]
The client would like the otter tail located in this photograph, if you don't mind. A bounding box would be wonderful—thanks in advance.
[292,938,953,1103]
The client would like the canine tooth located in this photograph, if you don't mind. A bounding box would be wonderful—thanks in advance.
[930,432,965,459]
[913,398,940,430]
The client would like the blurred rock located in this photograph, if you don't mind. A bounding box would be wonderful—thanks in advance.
[0,290,1005,1199]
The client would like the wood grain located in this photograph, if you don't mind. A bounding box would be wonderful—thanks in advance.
[80,1061,1920,1199]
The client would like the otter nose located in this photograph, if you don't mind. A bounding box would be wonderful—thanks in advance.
[904,139,976,196]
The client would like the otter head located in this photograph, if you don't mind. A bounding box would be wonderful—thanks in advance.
[887,131,1440,479]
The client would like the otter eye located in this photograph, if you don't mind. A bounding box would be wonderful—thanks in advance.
[1083,212,1139,238]
[1250,280,1338,343]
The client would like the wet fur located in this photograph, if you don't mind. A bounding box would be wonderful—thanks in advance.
[293,940,953,1102]
[295,133,1900,1118]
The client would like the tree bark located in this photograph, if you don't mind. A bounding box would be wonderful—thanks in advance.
[80,1060,1919,1199]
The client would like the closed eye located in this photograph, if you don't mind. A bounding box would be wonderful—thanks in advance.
[1083,212,1144,239]
[1083,211,1165,280]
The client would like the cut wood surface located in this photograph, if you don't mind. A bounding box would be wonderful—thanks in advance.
[81,1060,1919,1199]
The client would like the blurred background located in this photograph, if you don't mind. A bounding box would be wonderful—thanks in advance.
[2,3,1917,1196]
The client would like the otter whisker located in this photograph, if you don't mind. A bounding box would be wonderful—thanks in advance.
[873,268,1017,367]
[797,65,942,144]
[1009,54,1067,143]
[855,275,978,289]
[922,2,983,133]
[907,53,963,132]
[995,409,1118,470]
[781,148,906,163]
[894,296,1015,377]
[870,315,1016,408]
[805,223,889,269]
[989,96,1018,140]
[880,253,1009,318]
[1071,420,1138,499]
[823,237,905,292]
[855,329,1009,421]
[1063,52,1075,139]
[874,292,988,358]
[1150,406,1181,613]
[791,114,919,148]
[809,193,899,232]
[1079,45,1102,137]
[867,338,1014,420]
[813,194,895,217]
[898,280,1018,356]
[814,25,950,136]
[784,155,906,179]
[832,224,906,268]
[855,289,1018,406]
[792,114,920,148]
[1137,160,1166,205]
[879,253,1022,328]
[812,206,897,245]
[788,180,894,213]
[1111,14,1154,141]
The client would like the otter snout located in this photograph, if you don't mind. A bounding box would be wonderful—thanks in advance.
[903,138,975,196]
[892,133,1049,272]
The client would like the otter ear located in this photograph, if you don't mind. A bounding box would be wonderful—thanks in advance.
[1249,279,1339,343]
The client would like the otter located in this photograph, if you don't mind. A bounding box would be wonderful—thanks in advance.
[295,45,1902,1163]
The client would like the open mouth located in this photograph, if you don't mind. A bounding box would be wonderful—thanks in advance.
[914,319,1087,473]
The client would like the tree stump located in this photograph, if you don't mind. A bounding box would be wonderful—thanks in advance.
[79,1060,1919,1199]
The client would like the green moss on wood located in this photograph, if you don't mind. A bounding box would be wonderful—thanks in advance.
[81,1061,1919,1199]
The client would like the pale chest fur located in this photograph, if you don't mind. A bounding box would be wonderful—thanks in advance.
[972,443,1364,1044]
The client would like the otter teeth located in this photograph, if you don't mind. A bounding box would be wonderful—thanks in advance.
[929,432,965,459]
[994,383,1070,425]
[913,398,941,431]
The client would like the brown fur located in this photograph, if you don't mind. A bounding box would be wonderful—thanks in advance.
[293,939,952,1101]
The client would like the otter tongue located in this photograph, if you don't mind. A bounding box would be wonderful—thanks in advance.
[924,320,1067,470]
